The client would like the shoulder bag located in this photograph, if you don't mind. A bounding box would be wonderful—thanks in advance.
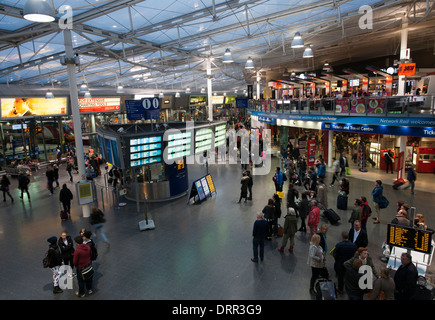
[80,264,95,281]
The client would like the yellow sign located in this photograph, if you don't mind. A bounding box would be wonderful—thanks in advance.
[1,97,68,119]
[206,174,215,194]
[78,183,92,198]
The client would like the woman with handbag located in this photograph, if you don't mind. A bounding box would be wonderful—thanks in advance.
[371,180,388,224]
[73,235,94,298]
[1,175,14,203]
[368,267,395,300]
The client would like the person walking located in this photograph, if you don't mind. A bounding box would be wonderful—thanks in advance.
[272,193,282,237]
[344,258,367,300]
[307,200,320,236]
[278,207,298,253]
[251,212,269,262]
[237,171,249,203]
[89,206,110,246]
[73,235,94,298]
[273,167,284,192]
[385,150,394,174]
[360,196,371,230]
[333,231,357,294]
[371,180,385,224]
[404,164,416,194]
[46,166,55,195]
[329,157,340,186]
[316,178,328,210]
[59,184,74,217]
[297,191,309,232]
[394,252,418,300]
[66,159,74,182]
[45,236,64,294]
[308,234,328,295]
[1,175,14,203]
[53,164,60,188]
[246,170,253,200]
[18,172,30,201]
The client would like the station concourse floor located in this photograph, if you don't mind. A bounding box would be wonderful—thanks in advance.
[0,155,434,302]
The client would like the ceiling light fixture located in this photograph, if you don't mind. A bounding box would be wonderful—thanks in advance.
[175,92,180,98]
[245,57,254,69]
[303,45,314,58]
[84,91,92,99]
[222,48,234,63]
[45,90,54,99]
[23,0,55,22]
[291,32,304,48]
[159,91,164,98]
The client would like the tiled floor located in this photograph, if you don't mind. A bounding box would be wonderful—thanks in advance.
[0,156,433,300]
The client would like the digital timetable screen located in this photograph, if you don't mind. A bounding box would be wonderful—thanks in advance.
[129,135,162,167]
[195,128,213,154]
[167,131,192,161]
[387,224,433,254]
[214,124,226,147]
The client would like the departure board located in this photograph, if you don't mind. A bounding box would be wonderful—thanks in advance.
[195,128,213,153]
[167,131,192,161]
[214,124,226,147]
[129,135,162,168]
[387,224,433,254]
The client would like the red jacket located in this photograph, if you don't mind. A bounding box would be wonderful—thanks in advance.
[73,243,92,269]
[308,206,320,227]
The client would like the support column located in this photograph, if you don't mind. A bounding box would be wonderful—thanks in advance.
[64,29,90,218]
[206,59,213,121]
[397,18,408,96]
[328,130,333,168]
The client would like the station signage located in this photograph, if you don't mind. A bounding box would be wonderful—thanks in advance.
[78,97,121,113]
[398,63,416,76]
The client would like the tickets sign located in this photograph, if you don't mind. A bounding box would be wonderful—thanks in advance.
[398,63,416,76]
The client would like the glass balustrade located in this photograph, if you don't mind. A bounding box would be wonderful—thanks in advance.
[249,95,434,117]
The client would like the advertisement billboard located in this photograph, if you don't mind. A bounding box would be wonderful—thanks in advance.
[0,97,68,119]
[78,97,121,113]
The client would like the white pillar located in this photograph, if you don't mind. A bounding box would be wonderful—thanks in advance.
[206,59,213,121]
[328,130,333,167]
[399,135,406,180]
[256,72,261,99]
[64,29,90,218]
[397,18,408,96]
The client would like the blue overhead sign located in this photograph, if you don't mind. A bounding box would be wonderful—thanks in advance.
[322,122,435,138]
[249,111,435,128]
[125,98,161,121]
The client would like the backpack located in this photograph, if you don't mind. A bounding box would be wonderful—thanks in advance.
[42,250,51,268]
[282,172,287,182]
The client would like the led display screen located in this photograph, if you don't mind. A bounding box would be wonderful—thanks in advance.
[387,224,432,254]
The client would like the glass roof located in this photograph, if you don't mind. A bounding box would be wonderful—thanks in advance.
[0,0,433,94]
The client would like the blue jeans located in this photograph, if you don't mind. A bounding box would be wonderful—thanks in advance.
[93,223,109,244]
[77,268,93,295]
[253,237,265,260]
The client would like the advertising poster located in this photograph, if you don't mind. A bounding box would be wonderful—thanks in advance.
[78,97,121,113]
[367,98,385,114]
[335,99,349,113]
[306,139,316,166]
[1,97,68,119]
[350,98,366,114]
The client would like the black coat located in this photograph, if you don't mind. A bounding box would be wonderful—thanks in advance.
[57,236,74,260]
[394,262,418,300]
[59,187,73,203]
[348,227,368,248]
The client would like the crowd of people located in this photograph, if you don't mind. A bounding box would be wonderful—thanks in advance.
[44,206,109,297]
[249,139,432,300]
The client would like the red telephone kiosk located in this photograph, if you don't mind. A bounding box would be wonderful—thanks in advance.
[417,147,435,173]
[380,149,395,171]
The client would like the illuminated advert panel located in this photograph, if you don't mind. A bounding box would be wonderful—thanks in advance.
[78,97,121,113]
[0,97,68,119]
[129,135,162,167]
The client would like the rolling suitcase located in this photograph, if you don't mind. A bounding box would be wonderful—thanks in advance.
[315,279,336,300]
[337,195,348,210]
[323,209,340,225]
[392,181,405,190]
[60,210,69,221]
